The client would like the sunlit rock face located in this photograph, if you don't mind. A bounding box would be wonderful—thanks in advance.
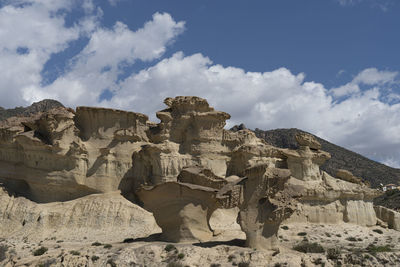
[0,96,382,251]
[0,106,151,202]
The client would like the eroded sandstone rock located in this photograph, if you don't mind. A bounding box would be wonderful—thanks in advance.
[0,96,386,251]
[238,164,295,250]
[136,165,243,242]
[375,206,400,231]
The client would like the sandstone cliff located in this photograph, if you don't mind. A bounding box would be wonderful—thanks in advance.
[0,96,386,261]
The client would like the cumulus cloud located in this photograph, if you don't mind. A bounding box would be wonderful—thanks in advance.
[0,0,100,107]
[331,68,398,97]
[19,11,185,106]
[0,3,399,168]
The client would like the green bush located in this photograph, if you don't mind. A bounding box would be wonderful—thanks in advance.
[91,242,102,246]
[33,246,48,256]
[281,226,289,230]
[70,250,80,256]
[366,244,392,255]
[293,242,325,253]
[297,232,307,236]
[372,229,383,234]
[346,237,357,242]
[177,253,185,259]
[91,255,99,262]
[165,244,177,252]
[103,244,112,249]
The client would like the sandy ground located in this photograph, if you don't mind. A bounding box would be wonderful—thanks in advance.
[1,222,400,266]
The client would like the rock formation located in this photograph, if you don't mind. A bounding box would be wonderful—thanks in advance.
[0,96,383,253]
[238,165,294,250]
[0,187,160,242]
[375,205,400,231]
[283,135,379,226]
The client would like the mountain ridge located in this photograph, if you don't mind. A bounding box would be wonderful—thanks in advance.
[0,99,64,121]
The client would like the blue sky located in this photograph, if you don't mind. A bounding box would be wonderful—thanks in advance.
[0,0,400,168]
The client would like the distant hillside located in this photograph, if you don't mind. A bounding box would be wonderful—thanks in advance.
[0,99,64,121]
[251,127,400,188]
[374,189,400,211]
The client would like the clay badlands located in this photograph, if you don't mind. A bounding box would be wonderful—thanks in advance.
[1,96,400,266]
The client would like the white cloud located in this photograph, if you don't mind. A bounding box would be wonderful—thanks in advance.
[337,0,362,6]
[0,0,99,107]
[331,68,397,97]
[20,12,185,105]
[336,0,393,11]
[353,68,398,85]
[108,0,121,6]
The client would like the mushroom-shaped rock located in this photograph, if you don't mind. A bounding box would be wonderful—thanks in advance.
[238,164,294,250]
[136,182,225,243]
[295,132,321,150]
[282,133,330,181]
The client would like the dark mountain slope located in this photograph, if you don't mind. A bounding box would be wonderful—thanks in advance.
[374,189,400,211]
[0,99,64,121]
[252,128,400,188]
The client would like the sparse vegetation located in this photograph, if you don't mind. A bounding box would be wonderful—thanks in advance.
[372,229,383,234]
[165,244,177,252]
[91,255,99,262]
[366,244,392,255]
[177,253,185,259]
[326,248,341,260]
[0,244,8,262]
[346,237,357,242]
[281,226,289,230]
[297,232,307,236]
[107,259,117,267]
[228,254,236,262]
[103,244,112,249]
[210,264,221,267]
[238,262,250,267]
[91,241,102,246]
[33,246,48,256]
[293,242,325,253]
[70,250,80,256]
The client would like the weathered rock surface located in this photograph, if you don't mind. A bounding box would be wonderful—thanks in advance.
[283,134,379,226]
[238,165,294,250]
[0,96,386,257]
[0,106,151,202]
[336,169,363,185]
[375,205,400,231]
[0,187,160,242]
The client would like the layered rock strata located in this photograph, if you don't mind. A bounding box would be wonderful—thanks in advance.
[0,96,383,251]
[136,166,242,243]
[283,135,379,226]
[375,206,400,231]
[238,165,294,250]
